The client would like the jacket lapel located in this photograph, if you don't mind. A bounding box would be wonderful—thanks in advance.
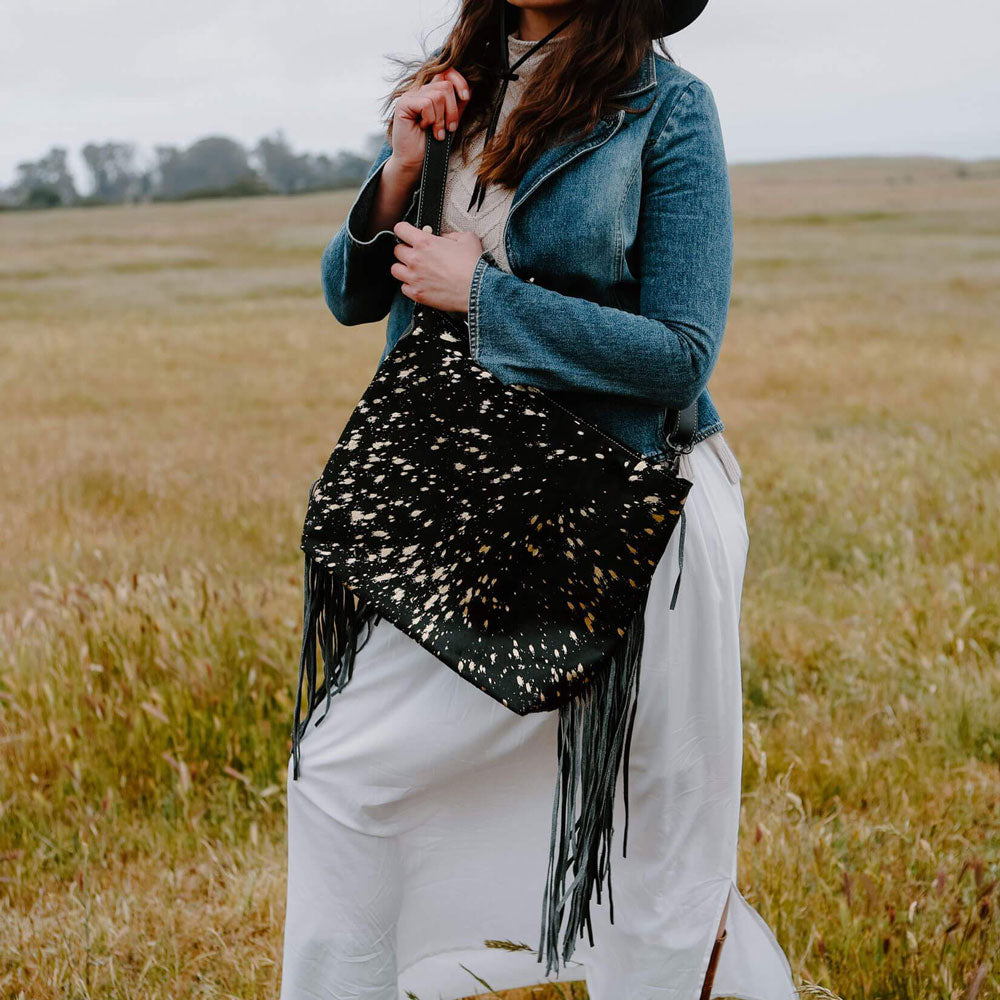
[507,45,657,217]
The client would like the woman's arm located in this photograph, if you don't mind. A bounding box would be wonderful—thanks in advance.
[360,152,424,241]
[466,78,733,412]
[320,138,421,326]
[321,66,472,327]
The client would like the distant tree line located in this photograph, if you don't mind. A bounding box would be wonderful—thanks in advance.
[0,129,387,210]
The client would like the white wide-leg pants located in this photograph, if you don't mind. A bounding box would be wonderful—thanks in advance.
[280,432,797,1000]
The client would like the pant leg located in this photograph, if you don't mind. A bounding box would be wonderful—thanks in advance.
[277,609,554,998]
[280,767,404,1000]
[573,434,751,1000]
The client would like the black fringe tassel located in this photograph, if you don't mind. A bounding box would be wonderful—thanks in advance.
[290,554,380,780]
[537,600,647,976]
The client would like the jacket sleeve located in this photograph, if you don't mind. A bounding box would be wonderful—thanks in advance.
[465,78,733,411]
[320,136,421,326]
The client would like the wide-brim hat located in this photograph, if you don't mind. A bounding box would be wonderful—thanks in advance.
[656,0,710,36]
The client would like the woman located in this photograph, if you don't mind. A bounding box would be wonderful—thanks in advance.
[281,2,797,998]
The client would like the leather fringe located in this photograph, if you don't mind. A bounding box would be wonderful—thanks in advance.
[290,554,380,780]
[537,600,646,976]
[668,506,688,611]
[291,551,648,976]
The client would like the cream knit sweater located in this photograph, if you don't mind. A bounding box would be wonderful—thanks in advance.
[440,30,567,274]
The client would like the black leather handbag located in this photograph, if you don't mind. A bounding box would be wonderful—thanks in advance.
[291,125,699,974]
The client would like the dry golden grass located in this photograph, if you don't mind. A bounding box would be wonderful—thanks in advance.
[1,155,999,998]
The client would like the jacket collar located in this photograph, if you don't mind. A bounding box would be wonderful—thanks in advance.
[610,44,657,101]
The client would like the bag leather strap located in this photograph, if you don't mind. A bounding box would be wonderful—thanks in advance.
[415,127,700,456]
[664,397,699,454]
[415,128,454,235]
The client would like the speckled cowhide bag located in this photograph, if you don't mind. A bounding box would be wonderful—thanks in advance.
[290,126,699,974]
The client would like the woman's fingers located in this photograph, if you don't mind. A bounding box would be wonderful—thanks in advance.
[424,82,459,139]
[429,70,471,132]
[392,242,417,267]
[393,68,469,170]
[411,91,444,138]
[430,68,470,103]
[392,222,425,269]
[393,220,428,246]
[389,261,413,283]
[444,68,471,103]
[438,82,459,133]
[402,94,435,129]
[429,90,449,140]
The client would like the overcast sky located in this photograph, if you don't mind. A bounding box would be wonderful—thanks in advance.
[3,0,998,191]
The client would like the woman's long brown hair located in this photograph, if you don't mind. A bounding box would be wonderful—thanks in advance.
[379,0,673,192]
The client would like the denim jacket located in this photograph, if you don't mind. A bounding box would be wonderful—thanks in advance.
[320,44,733,460]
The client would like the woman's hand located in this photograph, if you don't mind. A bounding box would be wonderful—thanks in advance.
[384,66,481,313]
[391,221,484,314]
[360,67,472,249]
[389,68,472,176]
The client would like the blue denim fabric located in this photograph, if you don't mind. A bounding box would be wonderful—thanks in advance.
[320,45,733,459]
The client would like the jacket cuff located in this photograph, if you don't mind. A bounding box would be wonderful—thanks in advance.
[467,250,500,359]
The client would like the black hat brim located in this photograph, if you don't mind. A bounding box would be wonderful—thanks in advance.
[656,0,710,36]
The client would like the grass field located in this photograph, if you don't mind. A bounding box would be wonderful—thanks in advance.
[1,154,999,999]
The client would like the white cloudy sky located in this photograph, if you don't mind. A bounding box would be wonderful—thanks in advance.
[3,0,998,191]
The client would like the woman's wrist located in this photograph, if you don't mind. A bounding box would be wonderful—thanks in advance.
[382,154,422,195]
[360,155,422,241]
